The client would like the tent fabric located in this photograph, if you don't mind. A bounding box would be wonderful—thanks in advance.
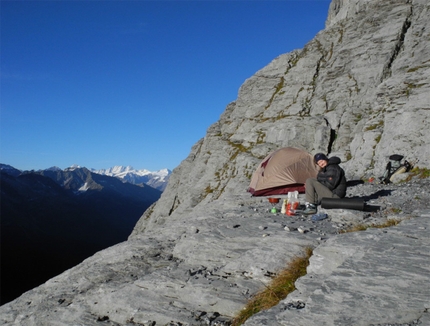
[248,147,319,196]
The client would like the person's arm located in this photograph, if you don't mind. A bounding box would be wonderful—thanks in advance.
[317,165,342,190]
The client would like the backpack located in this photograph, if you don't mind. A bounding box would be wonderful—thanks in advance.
[379,154,413,184]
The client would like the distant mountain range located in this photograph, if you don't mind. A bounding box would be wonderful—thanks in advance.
[91,165,171,191]
[0,164,171,191]
[0,163,163,304]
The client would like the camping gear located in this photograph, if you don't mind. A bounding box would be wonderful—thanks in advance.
[286,202,299,216]
[286,191,299,216]
[248,147,319,196]
[281,199,287,214]
[321,197,365,211]
[379,154,413,184]
[287,191,299,203]
[311,213,328,221]
[268,197,280,214]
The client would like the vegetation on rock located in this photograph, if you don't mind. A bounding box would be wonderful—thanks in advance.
[232,247,313,326]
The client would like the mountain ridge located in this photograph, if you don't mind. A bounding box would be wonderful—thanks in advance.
[1,0,429,324]
[0,163,171,191]
[92,166,171,191]
[0,164,162,304]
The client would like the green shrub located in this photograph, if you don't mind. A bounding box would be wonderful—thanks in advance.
[405,167,430,181]
[339,219,400,233]
[365,120,384,131]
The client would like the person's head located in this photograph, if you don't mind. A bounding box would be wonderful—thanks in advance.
[314,153,328,168]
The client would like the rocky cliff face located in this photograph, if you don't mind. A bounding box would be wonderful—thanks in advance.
[133,0,429,235]
[1,0,429,325]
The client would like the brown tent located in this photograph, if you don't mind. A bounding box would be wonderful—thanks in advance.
[248,147,319,196]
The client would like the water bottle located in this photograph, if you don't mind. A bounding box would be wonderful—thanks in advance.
[281,199,287,214]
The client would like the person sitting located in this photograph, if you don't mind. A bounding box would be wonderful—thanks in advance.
[303,153,347,215]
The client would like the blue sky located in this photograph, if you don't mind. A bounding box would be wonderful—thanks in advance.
[1,0,331,172]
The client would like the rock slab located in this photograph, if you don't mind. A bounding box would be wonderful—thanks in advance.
[1,180,429,325]
[244,213,430,326]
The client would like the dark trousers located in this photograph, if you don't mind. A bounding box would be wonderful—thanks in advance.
[305,178,339,205]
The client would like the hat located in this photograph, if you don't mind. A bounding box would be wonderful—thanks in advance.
[314,153,328,163]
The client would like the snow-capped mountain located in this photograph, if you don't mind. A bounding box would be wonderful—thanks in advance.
[92,166,171,191]
[0,164,171,191]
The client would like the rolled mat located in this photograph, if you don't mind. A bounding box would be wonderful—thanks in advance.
[321,197,365,211]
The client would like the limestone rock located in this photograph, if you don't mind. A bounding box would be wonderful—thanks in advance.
[1,1,430,325]
[244,215,430,326]
[132,0,430,237]
[1,179,429,325]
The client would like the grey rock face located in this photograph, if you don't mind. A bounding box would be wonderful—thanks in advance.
[244,214,430,326]
[133,0,430,236]
[1,179,429,325]
[1,0,430,325]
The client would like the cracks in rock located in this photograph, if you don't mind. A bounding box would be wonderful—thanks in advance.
[381,6,412,81]
[265,77,285,110]
[313,56,323,86]
[284,52,301,75]
[328,129,337,154]
[192,139,204,161]
[168,195,179,216]
[324,118,337,155]
[304,54,325,116]
[301,37,327,117]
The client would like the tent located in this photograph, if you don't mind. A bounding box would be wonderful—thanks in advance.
[248,147,319,196]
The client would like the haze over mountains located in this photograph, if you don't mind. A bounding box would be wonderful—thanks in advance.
[0,163,165,304]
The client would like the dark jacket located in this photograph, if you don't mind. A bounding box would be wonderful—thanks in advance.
[317,157,347,198]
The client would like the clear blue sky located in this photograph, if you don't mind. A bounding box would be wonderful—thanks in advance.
[1,0,331,172]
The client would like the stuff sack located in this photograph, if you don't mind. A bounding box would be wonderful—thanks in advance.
[379,154,412,184]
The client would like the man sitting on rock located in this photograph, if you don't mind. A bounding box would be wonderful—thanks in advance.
[303,153,347,215]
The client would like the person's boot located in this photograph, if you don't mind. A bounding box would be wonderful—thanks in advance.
[303,203,317,215]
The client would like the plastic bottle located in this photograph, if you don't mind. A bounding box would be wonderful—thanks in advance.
[287,191,299,216]
[292,191,299,210]
[281,199,287,214]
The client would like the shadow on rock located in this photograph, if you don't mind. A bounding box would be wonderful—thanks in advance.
[364,204,382,212]
[346,180,365,187]
[348,189,393,212]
